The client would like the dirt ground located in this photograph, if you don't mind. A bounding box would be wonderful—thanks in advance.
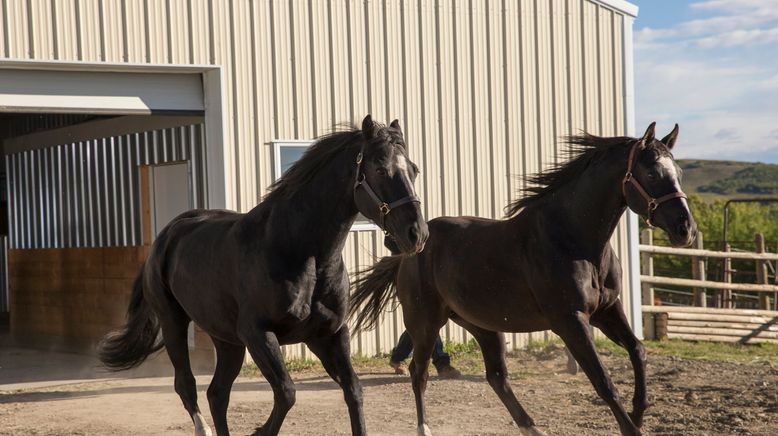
[2,343,777,436]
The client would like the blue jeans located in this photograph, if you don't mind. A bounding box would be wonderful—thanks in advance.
[390,331,451,371]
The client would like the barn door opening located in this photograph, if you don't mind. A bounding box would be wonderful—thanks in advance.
[142,161,197,348]
[149,162,193,237]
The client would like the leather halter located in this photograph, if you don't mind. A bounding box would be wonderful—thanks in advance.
[354,147,420,233]
[622,140,687,226]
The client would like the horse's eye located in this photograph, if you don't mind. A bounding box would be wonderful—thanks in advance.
[647,171,657,180]
[376,167,388,177]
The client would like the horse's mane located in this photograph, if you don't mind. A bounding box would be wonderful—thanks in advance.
[504,133,674,216]
[264,128,363,201]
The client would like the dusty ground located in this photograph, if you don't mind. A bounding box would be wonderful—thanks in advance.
[1,342,777,436]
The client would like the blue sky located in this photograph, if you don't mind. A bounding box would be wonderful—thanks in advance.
[630,0,778,163]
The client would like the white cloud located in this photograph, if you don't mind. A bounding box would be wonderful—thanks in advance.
[634,1,778,163]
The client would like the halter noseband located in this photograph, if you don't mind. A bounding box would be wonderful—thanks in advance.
[354,147,420,234]
[622,140,686,226]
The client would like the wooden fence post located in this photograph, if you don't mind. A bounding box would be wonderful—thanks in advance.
[640,228,656,340]
[756,233,770,310]
[641,228,654,305]
[655,312,668,340]
[691,231,706,307]
[723,243,733,309]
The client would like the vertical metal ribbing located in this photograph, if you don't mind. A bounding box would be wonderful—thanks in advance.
[7,123,205,249]
[127,133,137,246]
[85,140,94,246]
[77,142,87,246]
[110,137,119,245]
[118,135,127,246]
[63,144,71,248]
[49,147,59,248]
[7,156,16,249]
[31,150,40,248]
[189,125,198,209]
[101,137,111,246]
[39,149,47,248]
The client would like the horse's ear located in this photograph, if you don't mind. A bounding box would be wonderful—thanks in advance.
[660,123,679,150]
[362,114,375,139]
[640,122,656,148]
[390,119,403,135]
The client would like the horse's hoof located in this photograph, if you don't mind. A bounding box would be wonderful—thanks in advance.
[192,413,213,436]
[417,423,433,436]
[518,426,549,436]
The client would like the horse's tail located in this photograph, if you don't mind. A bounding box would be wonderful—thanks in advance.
[98,269,164,371]
[348,255,404,333]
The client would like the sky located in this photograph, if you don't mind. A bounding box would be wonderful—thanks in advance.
[630,0,778,163]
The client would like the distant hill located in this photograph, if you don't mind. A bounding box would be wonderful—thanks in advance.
[677,160,778,201]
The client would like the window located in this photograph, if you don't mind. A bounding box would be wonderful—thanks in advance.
[272,140,377,231]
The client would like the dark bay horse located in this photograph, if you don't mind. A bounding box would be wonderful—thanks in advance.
[99,115,428,436]
[349,123,696,436]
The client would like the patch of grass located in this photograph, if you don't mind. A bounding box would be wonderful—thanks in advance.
[644,339,778,365]
[241,358,321,377]
[442,338,480,356]
[239,339,778,378]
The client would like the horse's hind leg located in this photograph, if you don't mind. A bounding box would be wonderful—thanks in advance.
[157,309,212,436]
[207,338,246,436]
[406,324,438,436]
[305,326,366,436]
[453,318,547,436]
[591,303,648,428]
[553,312,640,436]
[238,327,295,436]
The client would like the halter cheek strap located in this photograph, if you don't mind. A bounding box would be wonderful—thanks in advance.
[354,149,420,233]
[622,141,687,226]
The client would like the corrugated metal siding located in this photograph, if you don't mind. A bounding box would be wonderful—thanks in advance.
[6,124,206,249]
[2,0,633,356]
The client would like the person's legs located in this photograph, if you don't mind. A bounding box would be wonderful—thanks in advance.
[431,336,450,370]
[389,331,414,374]
[391,331,414,362]
[431,336,461,379]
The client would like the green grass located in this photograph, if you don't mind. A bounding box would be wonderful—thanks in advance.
[643,339,778,365]
[239,339,778,376]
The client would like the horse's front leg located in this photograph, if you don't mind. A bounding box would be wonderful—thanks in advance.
[306,326,366,436]
[238,326,296,436]
[592,302,649,427]
[552,311,641,436]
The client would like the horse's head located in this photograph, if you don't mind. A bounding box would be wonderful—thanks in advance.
[354,115,428,254]
[624,122,697,247]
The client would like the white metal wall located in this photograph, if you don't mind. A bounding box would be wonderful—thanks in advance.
[1,0,636,356]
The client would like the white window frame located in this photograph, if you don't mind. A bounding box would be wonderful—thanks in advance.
[272,140,378,232]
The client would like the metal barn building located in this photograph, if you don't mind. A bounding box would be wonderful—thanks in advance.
[0,0,641,360]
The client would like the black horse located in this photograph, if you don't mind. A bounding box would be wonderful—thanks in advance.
[99,115,428,436]
[350,123,696,436]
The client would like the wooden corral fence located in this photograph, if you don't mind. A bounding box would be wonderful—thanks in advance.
[641,228,778,344]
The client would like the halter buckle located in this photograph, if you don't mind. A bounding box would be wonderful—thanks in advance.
[623,172,632,183]
[648,199,658,211]
[379,203,391,215]
[356,152,363,165]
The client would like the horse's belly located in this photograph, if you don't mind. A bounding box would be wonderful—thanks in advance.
[453,302,551,333]
[275,301,345,344]
[440,280,551,334]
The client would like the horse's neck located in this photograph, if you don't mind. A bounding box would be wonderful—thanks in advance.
[248,153,358,265]
[544,149,629,256]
